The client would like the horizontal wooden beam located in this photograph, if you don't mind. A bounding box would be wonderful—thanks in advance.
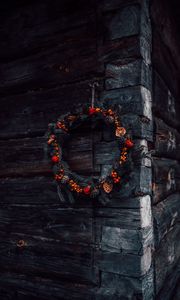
[153,193,180,246]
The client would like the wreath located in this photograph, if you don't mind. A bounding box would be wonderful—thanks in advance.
[47,104,133,201]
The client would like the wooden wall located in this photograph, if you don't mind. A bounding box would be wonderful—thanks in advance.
[151,0,180,299]
[0,0,179,299]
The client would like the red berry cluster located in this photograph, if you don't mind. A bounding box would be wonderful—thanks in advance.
[47,135,60,163]
[111,170,121,183]
[88,107,101,115]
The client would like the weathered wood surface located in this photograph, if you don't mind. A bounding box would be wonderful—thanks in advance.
[156,263,180,300]
[102,4,140,41]
[95,198,152,230]
[0,137,50,177]
[173,281,180,300]
[0,1,96,63]
[0,88,153,140]
[0,49,100,95]
[151,1,180,297]
[0,206,94,244]
[0,199,151,237]
[0,82,93,139]
[101,86,152,119]
[154,118,180,160]
[151,0,180,100]
[0,175,152,210]
[154,224,180,295]
[0,3,145,97]
[0,231,98,285]
[98,268,154,300]
[101,225,153,255]
[0,126,153,178]
[121,114,153,141]
[0,177,60,205]
[132,139,151,168]
[0,162,152,203]
[0,7,98,92]
[97,35,140,63]
[0,134,119,177]
[99,0,140,12]
[152,157,180,204]
[0,0,156,299]
[0,272,96,300]
[105,58,151,90]
[139,0,151,65]
[95,246,152,277]
[153,193,180,246]
[153,71,180,130]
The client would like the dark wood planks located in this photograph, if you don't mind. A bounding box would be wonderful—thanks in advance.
[0,0,162,299]
[151,0,180,100]
[95,246,152,277]
[101,86,152,119]
[105,58,151,91]
[0,231,98,285]
[0,205,94,244]
[154,118,180,160]
[0,85,153,140]
[153,71,180,130]
[153,193,180,246]
[0,272,96,300]
[151,5,180,294]
[98,268,154,300]
[152,157,180,204]
[0,1,96,63]
[154,225,180,295]
[0,82,93,139]
[156,263,180,300]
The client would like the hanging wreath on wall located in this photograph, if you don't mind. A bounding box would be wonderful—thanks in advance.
[47,103,134,201]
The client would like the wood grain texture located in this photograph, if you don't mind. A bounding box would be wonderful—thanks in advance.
[105,58,152,90]
[0,1,96,62]
[101,225,153,255]
[0,177,59,205]
[0,85,153,140]
[0,272,96,300]
[98,35,140,63]
[0,49,100,96]
[95,245,152,277]
[140,0,151,65]
[0,0,159,299]
[0,133,118,177]
[0,175,151,209]
[0,82,93,139]
[101,86,152,119]
[0,205,94,243]
[94,195,152,233]
[152,157,180,204]
[153,71,180,130]
[97,267,154,300]
[0,231,98,284]
[154,225,180,295]
[121,114,153,141]
[103,4,140,41]
[0,127,152,178]
[156,263,180,300]
[154,118,180,160]
[153,193,180,247]
[151,0,180,100]
[99,0,140,12]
